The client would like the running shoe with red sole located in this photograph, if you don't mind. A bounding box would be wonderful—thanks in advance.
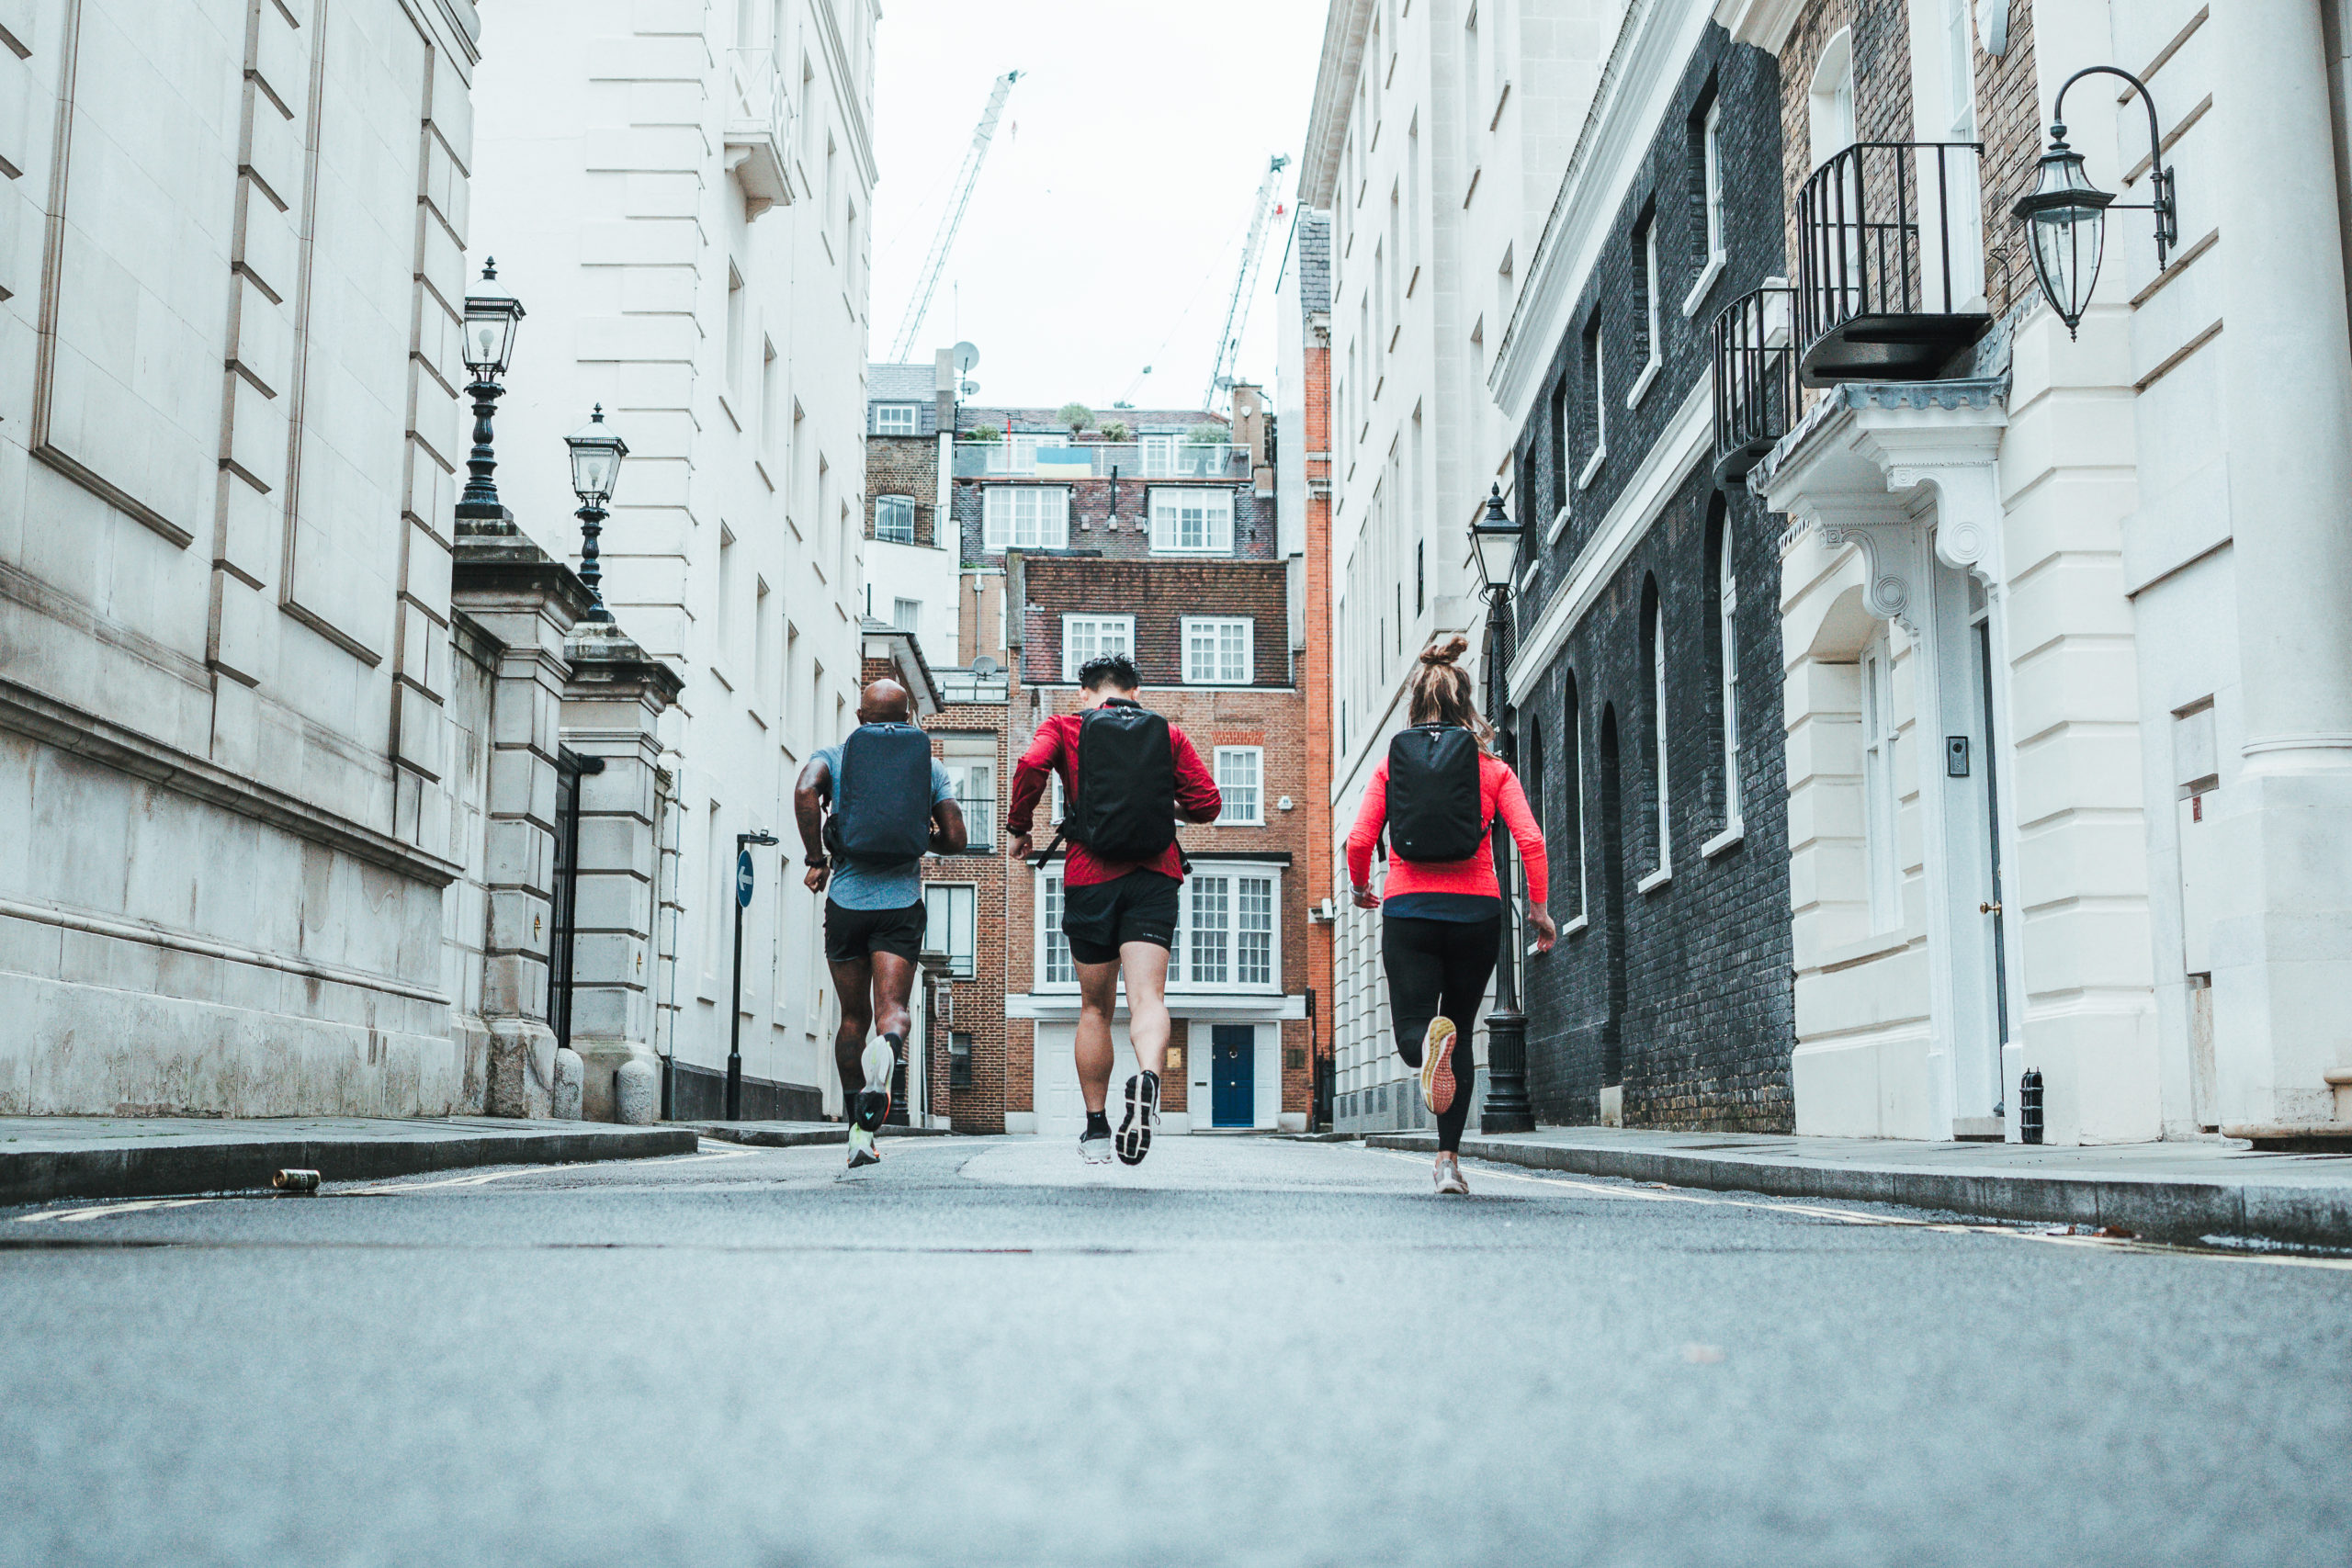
[1419,1016,1458,1116]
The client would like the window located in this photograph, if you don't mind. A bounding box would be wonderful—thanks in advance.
[1860,633,1900,931]
[1704,99,1727,261]
[874,403,918,434]
[1183,617,1253,685]
[875,495,915,544]
[1579,315,1606,487]
[1630,210,1662,400]
[1060,614,1134,682]
[923,885,976,977]
[1717,522,1742,832]
[1548,379,1570,521]
[725,264,745,394]
[762,337,779,450]
[1149,488,1235,553]
[1216,747,1263,825]
[892,597,921,633]
[716,528,739,668]
[1178,872,1278,989]
[1561,671,1587,920]
[982,486,1069,550]
[1040,871,1075,985]
[1140,434,1177,477]
[945,760,993,848]
[1649,586,1671,874]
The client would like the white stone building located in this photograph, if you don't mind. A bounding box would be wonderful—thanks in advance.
[469,0,879,1118]
[1298,0,1618,1133]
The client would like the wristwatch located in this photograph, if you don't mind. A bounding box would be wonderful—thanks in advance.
[805,854,830,868]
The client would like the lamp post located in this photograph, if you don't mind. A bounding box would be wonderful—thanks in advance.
[726,829,780,1121]
[456,259,526,524]
[1469,483,1536,1134]
[2012,67,2180,338]
[564,404,628,621]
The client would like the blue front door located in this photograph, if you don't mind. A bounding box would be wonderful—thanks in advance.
[1210,1025,1255,1127]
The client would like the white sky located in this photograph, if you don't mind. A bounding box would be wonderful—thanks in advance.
[867,0,1329,413]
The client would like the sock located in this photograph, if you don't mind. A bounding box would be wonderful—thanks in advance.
[881,1031,904,1063]
[1085,1110,1111,1138]
[1140,1068,1160,1098]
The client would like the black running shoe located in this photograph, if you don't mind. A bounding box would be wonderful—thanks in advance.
[1115,1069,1159,1166]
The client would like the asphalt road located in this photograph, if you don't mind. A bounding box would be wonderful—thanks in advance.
[3,1134,2347,1567]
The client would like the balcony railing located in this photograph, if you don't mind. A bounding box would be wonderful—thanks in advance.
[948,794,995,851]
[1712,284,1797,485]
[724,47,790,214]
[951,441,1242,479]
[938,667,1009,705]
[1795,141,1989,385]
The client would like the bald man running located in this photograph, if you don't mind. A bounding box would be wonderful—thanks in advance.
[794,679,965,1168]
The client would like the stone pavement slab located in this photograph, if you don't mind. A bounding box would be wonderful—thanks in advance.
[1363,1126,2352,1248]
[0,1116,696,1205]
[680,1120,955,1147]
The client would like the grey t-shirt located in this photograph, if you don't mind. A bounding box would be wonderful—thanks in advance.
[815,743,956,910]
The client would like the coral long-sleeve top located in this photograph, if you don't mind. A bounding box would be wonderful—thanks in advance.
[1345,746,1549,906]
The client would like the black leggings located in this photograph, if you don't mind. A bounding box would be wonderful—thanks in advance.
[1382,911,1499,1154]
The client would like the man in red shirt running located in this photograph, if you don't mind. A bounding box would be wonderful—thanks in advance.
[1006,652,1222,1165]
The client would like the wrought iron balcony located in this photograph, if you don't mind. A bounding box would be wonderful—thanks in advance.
[1795,141,1989,384]
[1712,284,1796,486]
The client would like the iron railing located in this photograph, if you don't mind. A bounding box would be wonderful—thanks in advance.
[1795,141,1987,382]
[1712,285,1797,483]
[948,793,995,851]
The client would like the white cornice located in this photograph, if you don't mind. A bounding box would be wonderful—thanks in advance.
[1489,0,1714,425]
[1506,369,1713,695]
[1712,0,1804,52]
[1299,0,1375,208]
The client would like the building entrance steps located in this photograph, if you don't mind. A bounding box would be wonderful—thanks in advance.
[1360,1127,2352,1250]
[0,1117,697,1207]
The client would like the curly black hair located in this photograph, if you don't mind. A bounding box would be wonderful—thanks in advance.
[1076,651,1142,693]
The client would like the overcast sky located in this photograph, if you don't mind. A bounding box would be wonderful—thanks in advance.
[867,0,1328,414]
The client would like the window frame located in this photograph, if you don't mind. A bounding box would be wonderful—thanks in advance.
[981,485,1070,551]
[873,402,919,435]
[1578,316,1607,489]
[1148,487,1237,554]
[1171,864,1283,991]
[1214,746,1265,826]
[1060,614,1136,683]
[943,759,993,851]
[1037,868,1076,987]
[1651,594,1672,876]
[1860,632,1901,931]
[1182,615,1255,686]
[874,494,916,545]
[922,883,978,978]
[1717,525,1743,838]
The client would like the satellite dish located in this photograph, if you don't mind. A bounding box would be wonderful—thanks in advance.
[953,342,980,375]
[971,654,1000,678]
[961,379,979,398]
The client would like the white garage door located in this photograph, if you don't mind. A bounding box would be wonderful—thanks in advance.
[1032,1021,1140,1141]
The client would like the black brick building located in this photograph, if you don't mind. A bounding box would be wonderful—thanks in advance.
[1506,25,1794,1131]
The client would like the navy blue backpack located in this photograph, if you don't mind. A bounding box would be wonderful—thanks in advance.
[827,723,933,863]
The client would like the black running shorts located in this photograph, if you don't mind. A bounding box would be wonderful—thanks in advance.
[1060,871,1182,965]
[823,899,927,964]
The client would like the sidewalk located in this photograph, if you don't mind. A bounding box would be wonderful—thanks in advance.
[682,1121,957,1148]
[0,1116,696,1206]
[1363,1127,2352,1248]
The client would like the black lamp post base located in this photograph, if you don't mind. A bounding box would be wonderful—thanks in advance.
[1480,1008,1536,1133]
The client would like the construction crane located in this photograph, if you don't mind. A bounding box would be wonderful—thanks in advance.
[888,70,1022,364]
[1202,153,1291,410]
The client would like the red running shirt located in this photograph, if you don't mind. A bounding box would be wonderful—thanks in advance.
[1005,705,1223,886]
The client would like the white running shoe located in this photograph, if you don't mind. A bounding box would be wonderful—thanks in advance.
[1079,1125,1114,1165]
[1115,1070,1160,1166]
[1433,1153,1469,1196]
[1419,1017,1458,1116]
[854,1036,896,1136]
[846,1125,880,1168]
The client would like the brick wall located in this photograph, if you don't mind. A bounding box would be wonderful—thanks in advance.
[921,701,1014,1133]
[865,434,940,547]
[1507,26,1796,1132]
[955,479,1275,565]
[1021,558,1293,689]
[1974,0,2041,318]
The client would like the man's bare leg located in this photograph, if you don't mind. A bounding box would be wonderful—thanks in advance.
[1074,957,1122,1115]
[1113,940,1170,1165]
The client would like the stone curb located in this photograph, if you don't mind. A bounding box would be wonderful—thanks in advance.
[0,1125,699,1207]
[680,1122,958,1147]
[1362,1133,2352,1249]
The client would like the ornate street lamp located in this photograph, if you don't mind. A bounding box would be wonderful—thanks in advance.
[565,404,628,620]
[1467,483,1536,1134]
[456,259,526,523]
[2012,67,2180,338]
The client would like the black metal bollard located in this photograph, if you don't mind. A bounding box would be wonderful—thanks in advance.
[2018,1069,2044,1145]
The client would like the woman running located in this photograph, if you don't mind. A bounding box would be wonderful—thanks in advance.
[1346,637,1555,1195]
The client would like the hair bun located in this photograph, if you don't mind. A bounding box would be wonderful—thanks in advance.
[1419,635,1469,668]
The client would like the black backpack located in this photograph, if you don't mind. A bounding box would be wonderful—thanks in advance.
[826,722,933,864]
[1069,701,1178,863]
[1386,725,1487,862]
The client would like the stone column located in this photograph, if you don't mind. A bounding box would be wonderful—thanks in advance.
[2211,0,2352,1134]
[560,619,684,1122]
[452,522,596,1118]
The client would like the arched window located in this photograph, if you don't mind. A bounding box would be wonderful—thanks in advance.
[1560,670,1587,921]
[1523,716,1545,836]
[1643,577,1671,877]
[1704,498,1742,840]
